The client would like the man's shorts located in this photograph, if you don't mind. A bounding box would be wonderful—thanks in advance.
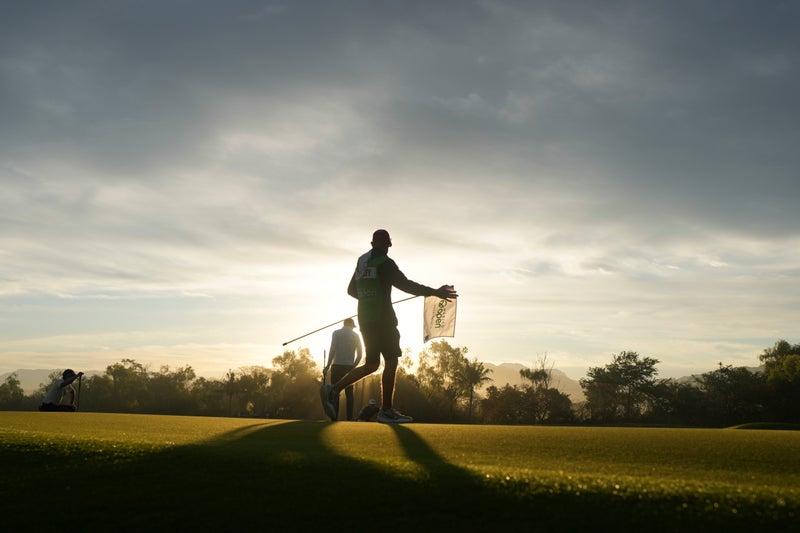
[359,321,402,365]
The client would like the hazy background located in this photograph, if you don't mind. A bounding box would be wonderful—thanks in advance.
[2,1,798,381]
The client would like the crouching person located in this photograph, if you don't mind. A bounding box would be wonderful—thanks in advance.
[356,399,380,422]
[39,369,83,412]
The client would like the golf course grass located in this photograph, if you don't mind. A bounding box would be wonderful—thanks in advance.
[1,412,798,531]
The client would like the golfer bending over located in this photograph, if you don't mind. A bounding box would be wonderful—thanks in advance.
[321,229,457,423]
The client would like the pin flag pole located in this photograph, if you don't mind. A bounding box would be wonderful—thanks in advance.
[76,374,82,412]
[281,295,419,346]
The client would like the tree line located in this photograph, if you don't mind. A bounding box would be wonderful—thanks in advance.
[2,340,798,426]
[577,340,800,426]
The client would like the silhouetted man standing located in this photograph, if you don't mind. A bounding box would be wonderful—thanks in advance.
[321,229,457,423]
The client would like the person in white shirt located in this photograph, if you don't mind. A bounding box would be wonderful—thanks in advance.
[39,369,83,412]
[323,318,363,420]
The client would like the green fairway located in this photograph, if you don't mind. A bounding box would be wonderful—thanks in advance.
[1,412,798,531]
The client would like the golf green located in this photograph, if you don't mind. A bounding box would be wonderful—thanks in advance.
[1,412,797,530]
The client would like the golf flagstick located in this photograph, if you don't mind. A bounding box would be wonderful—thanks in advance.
[76,374,82,411]
[282,295,419,346]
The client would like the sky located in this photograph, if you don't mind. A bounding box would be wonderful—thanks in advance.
[2,1,799,382]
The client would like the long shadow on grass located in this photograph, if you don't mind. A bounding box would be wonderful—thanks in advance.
[204,420,510,530]
[387,423,491,488]
[3,420,507,531]
[4,420,794,531]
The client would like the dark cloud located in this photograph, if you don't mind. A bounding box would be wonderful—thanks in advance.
[3,1,797,185]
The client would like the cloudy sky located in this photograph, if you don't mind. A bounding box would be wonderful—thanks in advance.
[2,1,798,382]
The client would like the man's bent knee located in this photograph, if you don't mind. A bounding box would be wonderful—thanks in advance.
[363,361,381,374]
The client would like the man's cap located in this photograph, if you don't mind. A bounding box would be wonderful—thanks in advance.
[372,229,391,245]
[62,369,76,379]
[343,317,355,328]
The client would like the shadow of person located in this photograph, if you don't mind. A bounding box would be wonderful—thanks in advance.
[4,418,778,531]
[185,420,505,530]
[174,420,497,529]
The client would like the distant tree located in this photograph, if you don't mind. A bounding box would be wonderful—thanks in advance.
[416,341,470,420]
[236,366,271,417]
[392,366,433,421]
[222,369,238,415]
[458,358,493,420]
[650,380,709,426]
[189,376,228,416]
[0,373,25,410]
[147,365,196,415]
[580,351,662,423]
[80,373,115,412]
[759,340,800,422]
[271,349,317,382]
[538,387,574,423]
[105,359,149,412]
[481,384,527,424]
[267,348,319,419]
[760,340,800,383]
[520,355,573,423]
[520,365,550,390]
[695,364,767,426]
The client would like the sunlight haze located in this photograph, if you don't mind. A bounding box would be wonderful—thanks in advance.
[2,1,799,382]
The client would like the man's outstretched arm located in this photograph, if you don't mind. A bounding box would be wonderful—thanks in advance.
[388,262,458,300]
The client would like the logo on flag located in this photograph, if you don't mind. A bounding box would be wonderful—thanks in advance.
[423,295,457,342]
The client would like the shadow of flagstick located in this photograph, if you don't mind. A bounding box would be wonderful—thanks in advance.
[387,424,477,482]
[384,423,528,529]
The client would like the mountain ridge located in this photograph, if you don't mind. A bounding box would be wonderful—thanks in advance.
[481,362,585,401]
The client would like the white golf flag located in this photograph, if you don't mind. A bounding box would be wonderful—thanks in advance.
[423,295,457,342]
